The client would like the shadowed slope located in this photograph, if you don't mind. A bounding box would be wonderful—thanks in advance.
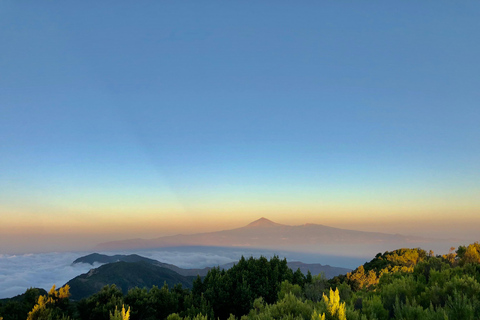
[66,261,195,300]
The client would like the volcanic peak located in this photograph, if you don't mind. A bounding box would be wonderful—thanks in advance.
[245,217,285,228]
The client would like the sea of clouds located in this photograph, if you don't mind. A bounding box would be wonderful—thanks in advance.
[0,247,265,299]
[0,246,365,299]
[0,251,98,299]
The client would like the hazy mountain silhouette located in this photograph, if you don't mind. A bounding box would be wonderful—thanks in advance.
[73,253,213,277]
[73,253,158,265]
[73,252,351,279]
[287,261,351,278]
[96,217,427,251]
[246,217,286,228]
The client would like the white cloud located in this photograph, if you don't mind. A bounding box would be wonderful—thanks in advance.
[0,252,102,299]
[0,246,363,299]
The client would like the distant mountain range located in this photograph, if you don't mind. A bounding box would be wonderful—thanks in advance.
[73,253,351,279]
[96,217,427,251]
[73,253,158,265]
[73,253,214,277]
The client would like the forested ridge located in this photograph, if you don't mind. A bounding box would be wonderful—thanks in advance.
[1,242,480,320]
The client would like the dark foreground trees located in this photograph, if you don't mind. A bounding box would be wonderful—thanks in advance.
[196,255,302,319]
[0,288,45,320]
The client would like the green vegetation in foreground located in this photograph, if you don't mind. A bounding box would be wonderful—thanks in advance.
[1,242,480,320]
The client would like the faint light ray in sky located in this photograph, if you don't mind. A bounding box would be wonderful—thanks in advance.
[0,1,479,253]
[111,102,192,219]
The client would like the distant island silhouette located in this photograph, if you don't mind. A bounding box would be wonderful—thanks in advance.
[96,217,430,251]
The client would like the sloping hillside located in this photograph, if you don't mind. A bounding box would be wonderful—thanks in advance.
[66,261,195,300]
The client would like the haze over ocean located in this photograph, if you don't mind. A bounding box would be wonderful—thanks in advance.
[1,2,479,254]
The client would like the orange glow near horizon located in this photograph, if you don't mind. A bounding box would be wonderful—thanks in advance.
[1,178,479,253]
[2,202,479,240]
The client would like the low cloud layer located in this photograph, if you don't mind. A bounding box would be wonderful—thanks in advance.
[0,246,366,299]
[0,248,275,299]
[0,252,101,299]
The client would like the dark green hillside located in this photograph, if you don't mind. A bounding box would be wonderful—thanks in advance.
[73,253,214,277]
[0,288,47,304]
[66,261,195,300]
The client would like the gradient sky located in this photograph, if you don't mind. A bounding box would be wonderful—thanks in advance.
[1,2,479,253]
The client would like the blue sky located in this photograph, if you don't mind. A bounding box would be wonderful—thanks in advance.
[1,1,479,253]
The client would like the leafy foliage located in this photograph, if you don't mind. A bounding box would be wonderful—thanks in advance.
[322,288,346,320]
[246,293,313,320]
[76,285,124,320]
[26,285,71,320]
[345,248,428,291]
[109,305,130,320]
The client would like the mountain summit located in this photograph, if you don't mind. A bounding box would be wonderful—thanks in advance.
[245,217,285,228]
[96,217,427,251]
